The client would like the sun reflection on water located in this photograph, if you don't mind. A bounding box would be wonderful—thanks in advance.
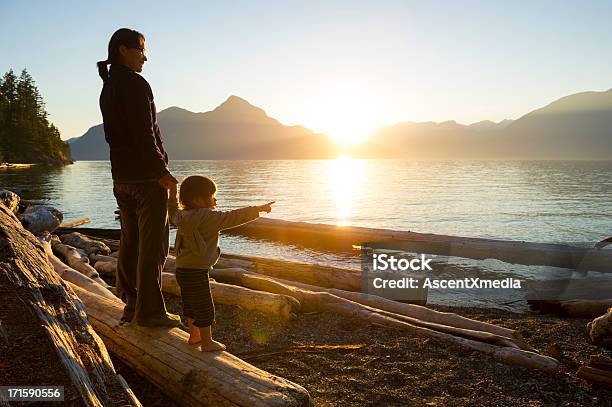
[328,155,363,226]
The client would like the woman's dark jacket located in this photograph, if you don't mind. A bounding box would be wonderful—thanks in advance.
[99,64,169,182]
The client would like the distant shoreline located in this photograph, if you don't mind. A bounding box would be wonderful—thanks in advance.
[0,163,36,169]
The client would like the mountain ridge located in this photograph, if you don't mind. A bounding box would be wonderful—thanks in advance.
[68,88,612,160]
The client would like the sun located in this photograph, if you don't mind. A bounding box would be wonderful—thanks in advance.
[326,119,374,146]
[322,102,378,146]
[303,82,382,146]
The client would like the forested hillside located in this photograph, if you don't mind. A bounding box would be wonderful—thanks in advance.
[0,69,72,165]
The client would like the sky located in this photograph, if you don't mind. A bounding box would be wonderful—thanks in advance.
[1,0,612,141]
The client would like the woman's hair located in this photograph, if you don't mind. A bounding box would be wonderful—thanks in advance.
[179,175,217,209]
[97,28,144,82]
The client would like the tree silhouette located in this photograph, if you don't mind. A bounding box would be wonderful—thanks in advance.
[0,68,72,164]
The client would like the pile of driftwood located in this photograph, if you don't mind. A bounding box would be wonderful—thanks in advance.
[0,196,139,406]
[51,238,562,373]
[1,189,310,406]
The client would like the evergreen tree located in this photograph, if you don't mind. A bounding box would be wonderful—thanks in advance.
[0,68,72,164]
[0,70,18,162]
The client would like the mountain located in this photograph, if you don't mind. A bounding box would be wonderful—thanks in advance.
[68,95,340,160]
[371,89,612,159]
[499,89,612,159]
[469,119,513,132]
[370,120,500,159]
[69,89,612,160]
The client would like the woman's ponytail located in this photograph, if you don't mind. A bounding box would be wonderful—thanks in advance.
[97,60,110,82]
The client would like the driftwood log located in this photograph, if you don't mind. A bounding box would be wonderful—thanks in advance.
[69,283,311,407]
[161,272,300,319]
[38,233,117,302]
[94,260,118,277]
[211,265,517,340]
[56,222,612,273]
[209,268,558,372]
[90,249,510,340]
[216,253,363,291]
[85,253,300,318]
[577,356,612,389]
[577,366,612,389]
[167,253,428,304]
[527,278,612,317]
[51,235,111,288]
[93,250,516,341]
[59,217,92,228]
[57,234,558,370]
[225,218,612,273]
[0,204,140,406]
[61,232,111,256]
[529,299,612,318]
[18,204,63,234]
[589,355,612,371]
[587,308,612,349]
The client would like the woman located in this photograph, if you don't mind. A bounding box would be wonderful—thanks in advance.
[97,28,180,327]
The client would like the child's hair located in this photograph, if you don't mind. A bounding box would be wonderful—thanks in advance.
[179,175,217,209]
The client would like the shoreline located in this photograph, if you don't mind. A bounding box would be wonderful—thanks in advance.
[0,163,36,169]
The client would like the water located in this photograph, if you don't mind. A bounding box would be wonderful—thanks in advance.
[3,159,612,310]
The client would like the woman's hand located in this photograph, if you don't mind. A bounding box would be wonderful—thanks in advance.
[159,173,178,190]
[258,201,275,213]
[169,182,178,197]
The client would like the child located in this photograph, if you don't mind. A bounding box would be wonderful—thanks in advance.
[168,175,274,352]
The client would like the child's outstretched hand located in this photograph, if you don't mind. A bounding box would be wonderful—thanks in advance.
[258,201,275,214]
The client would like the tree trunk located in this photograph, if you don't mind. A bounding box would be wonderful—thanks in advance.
[161,272,300,319]
[69,283,311,407]
[0,204,140,406]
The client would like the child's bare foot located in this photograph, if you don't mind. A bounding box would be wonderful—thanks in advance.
[200,339,226,352]
[188,337,201,345]
[187,319,201,344]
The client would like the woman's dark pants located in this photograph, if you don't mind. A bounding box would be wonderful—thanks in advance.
[113,181,170,324]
